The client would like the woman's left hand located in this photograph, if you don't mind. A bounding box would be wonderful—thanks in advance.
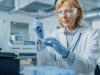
[44,37,68,57]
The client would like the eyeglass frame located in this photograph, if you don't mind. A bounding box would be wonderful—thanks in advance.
[57,8,78,16]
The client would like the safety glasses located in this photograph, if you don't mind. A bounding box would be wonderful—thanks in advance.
[57,8,77,16]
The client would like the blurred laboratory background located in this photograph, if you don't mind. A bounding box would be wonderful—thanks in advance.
[0,0,100,75]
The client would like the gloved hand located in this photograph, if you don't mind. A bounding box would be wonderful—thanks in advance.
[44,37,69,57]
[33,20,44,39]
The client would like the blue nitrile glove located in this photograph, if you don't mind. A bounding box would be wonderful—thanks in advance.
[44,37,69,57]
[33,20,44,39]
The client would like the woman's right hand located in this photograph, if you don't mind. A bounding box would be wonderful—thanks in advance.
[34,21,44,39]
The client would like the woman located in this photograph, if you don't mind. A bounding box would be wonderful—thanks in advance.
[35,0,100,75]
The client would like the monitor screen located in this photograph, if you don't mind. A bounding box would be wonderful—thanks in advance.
[15,35,22,41]
[10,34,23,44]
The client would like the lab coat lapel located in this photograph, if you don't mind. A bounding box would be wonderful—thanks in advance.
[70,27,83,52]
[70,33,81,52]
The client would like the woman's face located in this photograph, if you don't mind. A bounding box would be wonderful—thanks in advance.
[57,1,78,28]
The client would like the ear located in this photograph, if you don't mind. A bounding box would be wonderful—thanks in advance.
[77,10,80,18]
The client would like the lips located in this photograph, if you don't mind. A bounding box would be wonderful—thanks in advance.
[62,19,69,23]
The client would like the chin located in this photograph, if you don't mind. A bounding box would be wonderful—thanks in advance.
[62,23,69,27]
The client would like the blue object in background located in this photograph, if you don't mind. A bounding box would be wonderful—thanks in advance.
[24,41,35,45]
[15,35,23,41]
[23,66,75,75]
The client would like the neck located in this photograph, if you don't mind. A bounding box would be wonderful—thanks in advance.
[65,26,77,33]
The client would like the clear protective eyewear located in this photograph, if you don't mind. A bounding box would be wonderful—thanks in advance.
[57,8,77,16]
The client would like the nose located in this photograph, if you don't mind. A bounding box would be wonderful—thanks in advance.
[62,12,68,19]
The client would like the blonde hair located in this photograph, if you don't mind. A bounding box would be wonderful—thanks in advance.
[55,0,84,27]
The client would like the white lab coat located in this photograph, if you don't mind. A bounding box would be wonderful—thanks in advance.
[37,26,100,75]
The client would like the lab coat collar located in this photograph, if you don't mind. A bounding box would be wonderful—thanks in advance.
[63,27,79,36]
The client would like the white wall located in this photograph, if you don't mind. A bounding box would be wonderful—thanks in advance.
[0,18,8,50]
